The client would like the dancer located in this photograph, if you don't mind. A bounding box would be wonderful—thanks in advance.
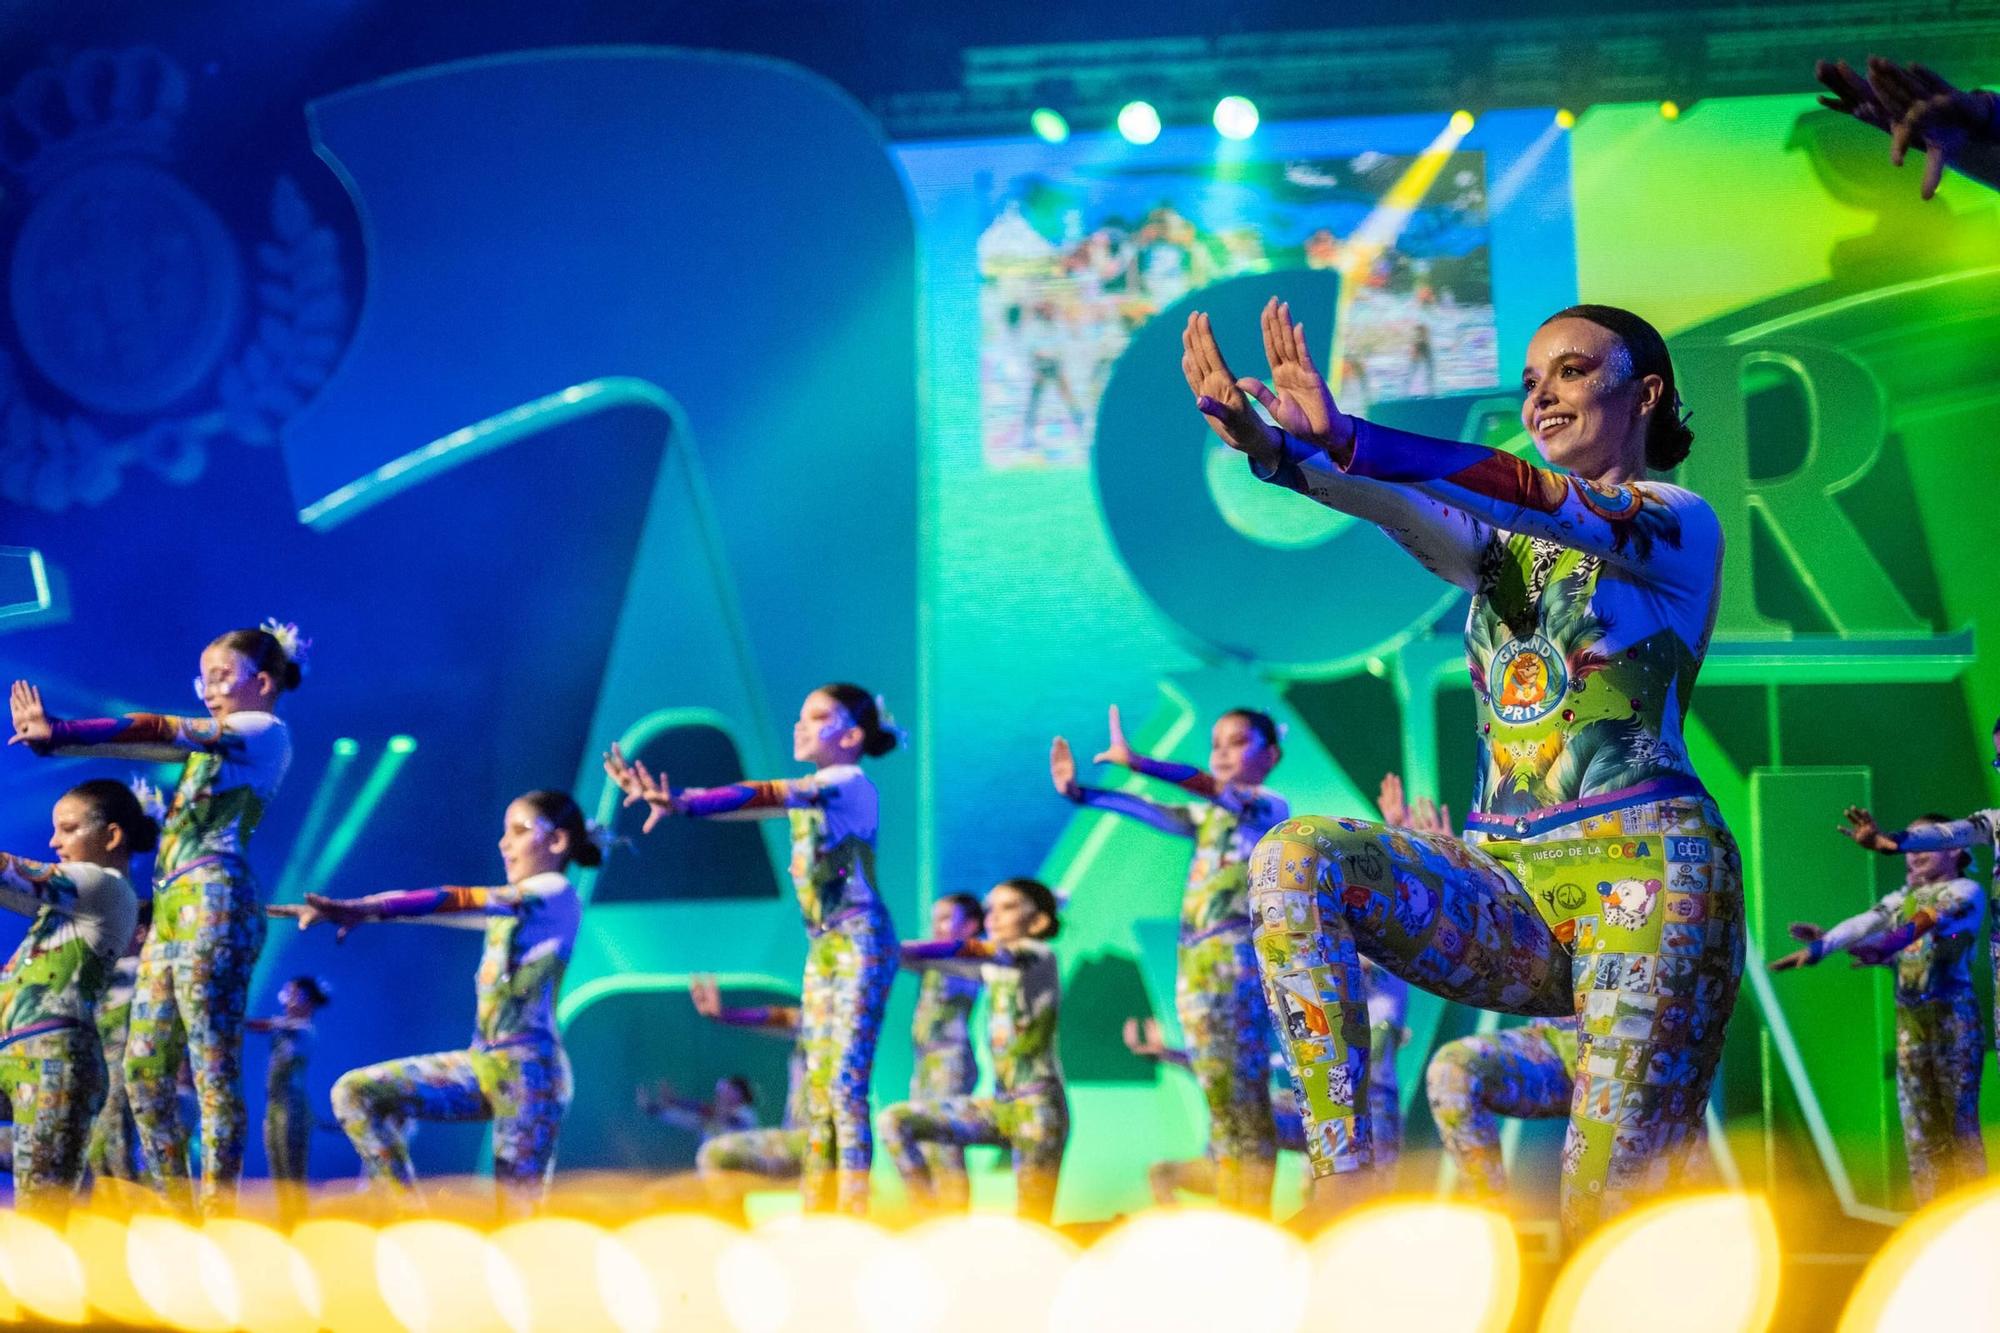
[1050,705,1286,1210]
[248,974,331,1223]
[11,622,301,1214]
[271,790,594,1215]
[1185,297,1739,1235]
[1426,1018,1581,1198]
[881,878,1067,1222]
[0,780,149,1214]
[908,893,984,1208]
[1784,810,1988,1201]
[638,1076,759,1141]
[606,682,901,1214]
[1836,733,2000,1043]
[683,974,808,1223]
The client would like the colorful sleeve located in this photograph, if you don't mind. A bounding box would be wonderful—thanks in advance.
[1814,891,1904,958]
[1836,878,1983,959]
[1121,752,1214,796]
[1251,428,1496,592]
[1336,419,1721,582]
[899,938,995,978]
[1891,811,1999,853]
[39,712,222,762]
[0,853,85,919]
[647,1101,707,1133]
[358,884,526,929]
[1069,785,1199,838]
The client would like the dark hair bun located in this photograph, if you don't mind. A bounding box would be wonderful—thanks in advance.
[1645,406,1695,472]
[819,682,901,759]
[519,790,602,868]
[66,779,160,854]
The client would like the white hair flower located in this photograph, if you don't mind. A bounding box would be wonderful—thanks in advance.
[873,693,908,745]
[260,618,313,676]
[128,777,168,824]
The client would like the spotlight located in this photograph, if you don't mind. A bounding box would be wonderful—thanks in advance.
[1117,101,1161,145]
[1030,107,1069,143]
[386,734,417,754]
[1213,95,1259,140]
[332,737,359,758]
[1449,109,1477,133]
[1555,108,1577,129]
[1660,99,1682,120]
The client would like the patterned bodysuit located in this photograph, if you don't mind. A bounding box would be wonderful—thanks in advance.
[1812,872,1985,1202]
[330,871,580,1213]
[882,939,1067,1221]
[39,709,291,1212]
[0,854,139,1213]
[670,765,895,1214]
[1070,779,1288,1209]
[909,963,980,1204]
[1248,420,1738,1235]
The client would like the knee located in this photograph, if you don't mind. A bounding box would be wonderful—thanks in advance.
[878,1103,915,1145]
[330,1072,380,1124]
[1426,1050,1477,1107]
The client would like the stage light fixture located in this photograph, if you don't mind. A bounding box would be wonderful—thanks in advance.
[1450,109,1477,133]
[1213,95,1260,140]
[332,736,359,757]
[1031,107,1070,143]
[1117,101,1161,145]
[386,733,418,754]
[1555,108,1577,129]
[1660,99,1682,120]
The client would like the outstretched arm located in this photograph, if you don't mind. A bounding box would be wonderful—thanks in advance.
[10,681,279,761]
[1186,305,1493,591]
[1123,1016,1192,1070]
[1817,57,2000,198]
[689,974,802,1041]
[1052,732,1198,838]
[605,743,844,835]
[268,879,565,939]
[0,853,113,921]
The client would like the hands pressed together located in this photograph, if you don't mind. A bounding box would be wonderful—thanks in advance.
[1180,298,1354,466]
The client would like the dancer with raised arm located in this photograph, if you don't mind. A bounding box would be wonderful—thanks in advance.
[11,622,302,1214]
[606,684,901,1214]
[1185,297,1737,1236]
[1050,705,1287,1210]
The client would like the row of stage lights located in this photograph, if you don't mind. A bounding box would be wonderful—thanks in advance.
[0,1184,1995,1331]
[1029,98,1686,144]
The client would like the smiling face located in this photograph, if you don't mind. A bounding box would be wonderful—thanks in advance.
[1519,317,1661,481]
[50,793,122,867]
[1210,713,1279,787]
[496,798,570,883]
[792,690,864,767]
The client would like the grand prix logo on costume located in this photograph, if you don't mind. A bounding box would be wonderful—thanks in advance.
[1489,633,1568,724]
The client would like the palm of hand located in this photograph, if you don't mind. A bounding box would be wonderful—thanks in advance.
[1267,360,1333,443]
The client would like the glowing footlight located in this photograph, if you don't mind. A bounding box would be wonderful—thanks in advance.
[1541,1192,1779,1333]
[1304,1200,1518,1333]
[493,1216,635,1332]
[65,1211,153,1327]
[1839,1179,2000,1331]
[720,1216,902,1333]
[611,1213,741,1333]
[862,1214,1077,1333]
[291,1219,402,1333]
[376,1219,526,1333]
[0,1213,88,1325]
[126,1214,241,1332]
[205,1218,321,1333]
[1051,1208,1307,1333]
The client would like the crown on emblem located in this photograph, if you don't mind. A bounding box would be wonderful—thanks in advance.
[0,48,186,187]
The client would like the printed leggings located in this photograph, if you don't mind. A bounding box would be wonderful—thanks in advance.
[1176,927,1278,1210]
[911,1042,977,1206]
[881,1085,1069,1222]
[1251,796,1741,1236]
[0,1025,105,1215]
[333,1039,573,1214]
[798,909,896,1214]
[266,1084,310,1182]
[1894,988,1985,1204]
[85,1012,142,1183]
[1426,1021,1579,1197]
[125,863,265,1214]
